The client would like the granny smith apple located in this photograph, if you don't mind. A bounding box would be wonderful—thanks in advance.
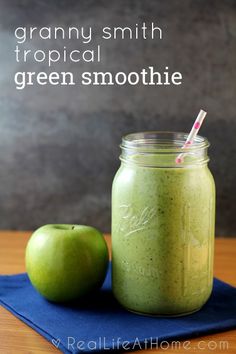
[25,224,109,302]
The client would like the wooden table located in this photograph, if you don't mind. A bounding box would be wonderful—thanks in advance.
[0,232,235,354]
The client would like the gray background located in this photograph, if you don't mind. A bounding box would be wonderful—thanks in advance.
[0,0,235,235]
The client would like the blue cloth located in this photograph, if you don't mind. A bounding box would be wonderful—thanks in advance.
[0,264,236,354]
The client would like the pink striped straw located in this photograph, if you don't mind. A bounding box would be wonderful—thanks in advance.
[175,109,207,164]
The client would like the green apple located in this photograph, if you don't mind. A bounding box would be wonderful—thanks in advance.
[25,224,109,302]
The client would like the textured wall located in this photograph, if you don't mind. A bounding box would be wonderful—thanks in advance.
[0,0,235,235]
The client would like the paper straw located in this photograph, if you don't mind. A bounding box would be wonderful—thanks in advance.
[175,109,207,164]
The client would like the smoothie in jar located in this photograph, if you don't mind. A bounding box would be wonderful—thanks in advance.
[112,132,215,316]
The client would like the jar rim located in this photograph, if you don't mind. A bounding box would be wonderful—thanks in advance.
[121,131,210,154]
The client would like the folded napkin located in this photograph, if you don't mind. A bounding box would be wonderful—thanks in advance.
[0,263,236,354]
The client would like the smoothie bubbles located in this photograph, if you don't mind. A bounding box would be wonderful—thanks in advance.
[112,111,215,316]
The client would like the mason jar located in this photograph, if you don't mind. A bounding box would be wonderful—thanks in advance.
[112,131,215,316]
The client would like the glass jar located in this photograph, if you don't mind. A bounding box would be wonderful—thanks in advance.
[112,132,215,316]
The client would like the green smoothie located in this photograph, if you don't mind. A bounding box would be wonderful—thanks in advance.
[112,133,215,316]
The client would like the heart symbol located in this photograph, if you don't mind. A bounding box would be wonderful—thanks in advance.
[52,338,61,348]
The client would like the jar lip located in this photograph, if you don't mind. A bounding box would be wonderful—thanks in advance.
[121,131,210,153]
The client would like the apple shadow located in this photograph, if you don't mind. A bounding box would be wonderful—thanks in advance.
[55,288,125,315]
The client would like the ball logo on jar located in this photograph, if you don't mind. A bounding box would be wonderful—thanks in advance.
[118,204,156,237]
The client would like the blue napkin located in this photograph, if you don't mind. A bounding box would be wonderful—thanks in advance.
[0,263,236,354]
